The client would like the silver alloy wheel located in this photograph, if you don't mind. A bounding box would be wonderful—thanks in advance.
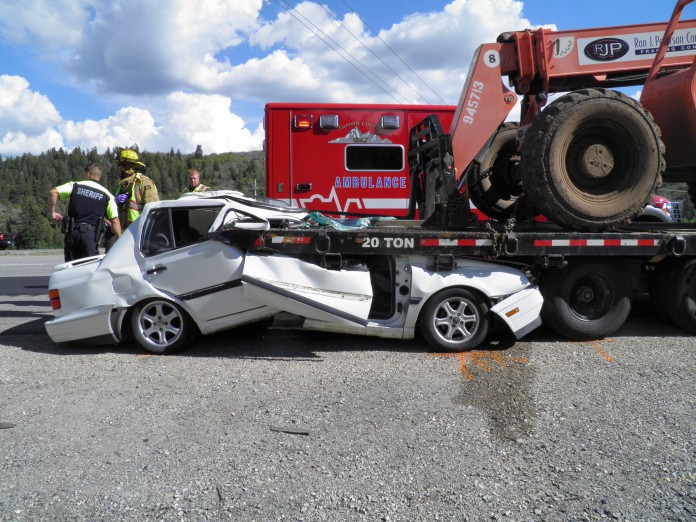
[134,300,184,352]
[430,294,480,346]
[419,288,489,351]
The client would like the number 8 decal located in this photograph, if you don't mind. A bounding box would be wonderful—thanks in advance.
[484,50,500,68]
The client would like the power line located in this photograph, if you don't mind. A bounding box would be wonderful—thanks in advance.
[340,0,448,105]
[316,2,435,104]
[269,0,409,104]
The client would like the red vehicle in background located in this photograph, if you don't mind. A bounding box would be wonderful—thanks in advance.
[643,195,682,223]
[0,231,15,250]
[264,103,455,218]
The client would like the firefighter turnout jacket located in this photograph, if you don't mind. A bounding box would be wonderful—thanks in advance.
[117,172,159,226]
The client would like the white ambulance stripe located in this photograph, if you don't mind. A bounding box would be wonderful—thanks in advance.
[361,198,410,209]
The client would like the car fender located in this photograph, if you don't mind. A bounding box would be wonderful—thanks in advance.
[403,256,536,332]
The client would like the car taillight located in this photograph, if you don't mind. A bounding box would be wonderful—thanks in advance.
[49,289,61,310]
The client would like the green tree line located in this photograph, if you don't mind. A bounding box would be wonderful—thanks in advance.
[0,145,694,250]
[0,145,265,249]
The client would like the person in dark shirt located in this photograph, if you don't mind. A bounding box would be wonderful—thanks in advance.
[49,163,122,262]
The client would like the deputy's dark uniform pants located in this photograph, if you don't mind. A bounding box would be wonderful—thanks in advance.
[64,223,98,262]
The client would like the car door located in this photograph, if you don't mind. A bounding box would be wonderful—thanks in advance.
[241,252,374,326]
[138,204,267,323]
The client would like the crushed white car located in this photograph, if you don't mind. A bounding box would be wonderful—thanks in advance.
[46,191,543,354]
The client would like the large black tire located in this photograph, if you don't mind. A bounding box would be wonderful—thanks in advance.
[418,288,490,352]
[688,181,696,210]
[130,299,197,354]
[521,88,664,231]
[469,123,524,220]
[540,260,632,340]
[668,259,696,334]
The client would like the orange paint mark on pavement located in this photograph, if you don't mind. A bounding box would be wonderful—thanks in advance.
[432,350,528,381]
[582,339,614,362]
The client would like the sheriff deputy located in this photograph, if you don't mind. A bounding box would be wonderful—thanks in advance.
[49,163,122,262]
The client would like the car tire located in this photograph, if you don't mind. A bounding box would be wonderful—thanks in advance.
[130,299,196,354]
[418,288,490,352]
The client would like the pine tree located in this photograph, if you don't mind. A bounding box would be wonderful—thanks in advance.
[15,198,58,249]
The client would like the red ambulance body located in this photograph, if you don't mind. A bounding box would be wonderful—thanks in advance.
[264,103,455,217]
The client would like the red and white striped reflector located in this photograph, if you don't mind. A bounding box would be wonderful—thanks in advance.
[533,239,660,248]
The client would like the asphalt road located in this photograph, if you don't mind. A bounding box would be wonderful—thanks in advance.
[0,251,694,521]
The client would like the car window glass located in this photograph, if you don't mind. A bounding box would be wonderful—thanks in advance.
[141,210,174,256]
[173,208,218,247]
[142,206,222,256]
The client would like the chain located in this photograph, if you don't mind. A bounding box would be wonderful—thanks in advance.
[485,217,516,259]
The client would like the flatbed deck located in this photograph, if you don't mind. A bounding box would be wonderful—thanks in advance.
[213,220,696,262]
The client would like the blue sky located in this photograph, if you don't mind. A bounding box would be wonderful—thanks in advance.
[0,0,692,156]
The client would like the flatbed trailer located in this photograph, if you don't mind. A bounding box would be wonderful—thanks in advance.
[217,221,696,260]
[213,219,696,342]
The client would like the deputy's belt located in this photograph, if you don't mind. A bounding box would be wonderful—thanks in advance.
[76,222,96,232]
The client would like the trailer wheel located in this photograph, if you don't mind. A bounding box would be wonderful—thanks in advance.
[130,299,197,354]
[419,288,490,352]
[668,259,696,334]
[469,123,524,220]
[540,261,632,340]
[688,181,696,209]
[521,88,664,231]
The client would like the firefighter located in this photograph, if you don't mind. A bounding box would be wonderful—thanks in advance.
[113,149,160,229]
[183,168,209,193]
[49,163,122,262]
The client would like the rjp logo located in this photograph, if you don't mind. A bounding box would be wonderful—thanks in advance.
[584,38,629,61]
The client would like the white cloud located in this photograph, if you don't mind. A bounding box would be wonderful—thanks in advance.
[0,129,65,156]
[0,0,86,52]
[65,0,264,95]
[153,92,264,153]
[0,75,262,155]
[57,94,265,154]
[0,0,542,156]
[241,0,538,106]
[0,76,62,134]
[59,107,160,151]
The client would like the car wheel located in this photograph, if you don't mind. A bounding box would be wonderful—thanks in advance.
[418,288,490,352]
[130,299,196,354]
